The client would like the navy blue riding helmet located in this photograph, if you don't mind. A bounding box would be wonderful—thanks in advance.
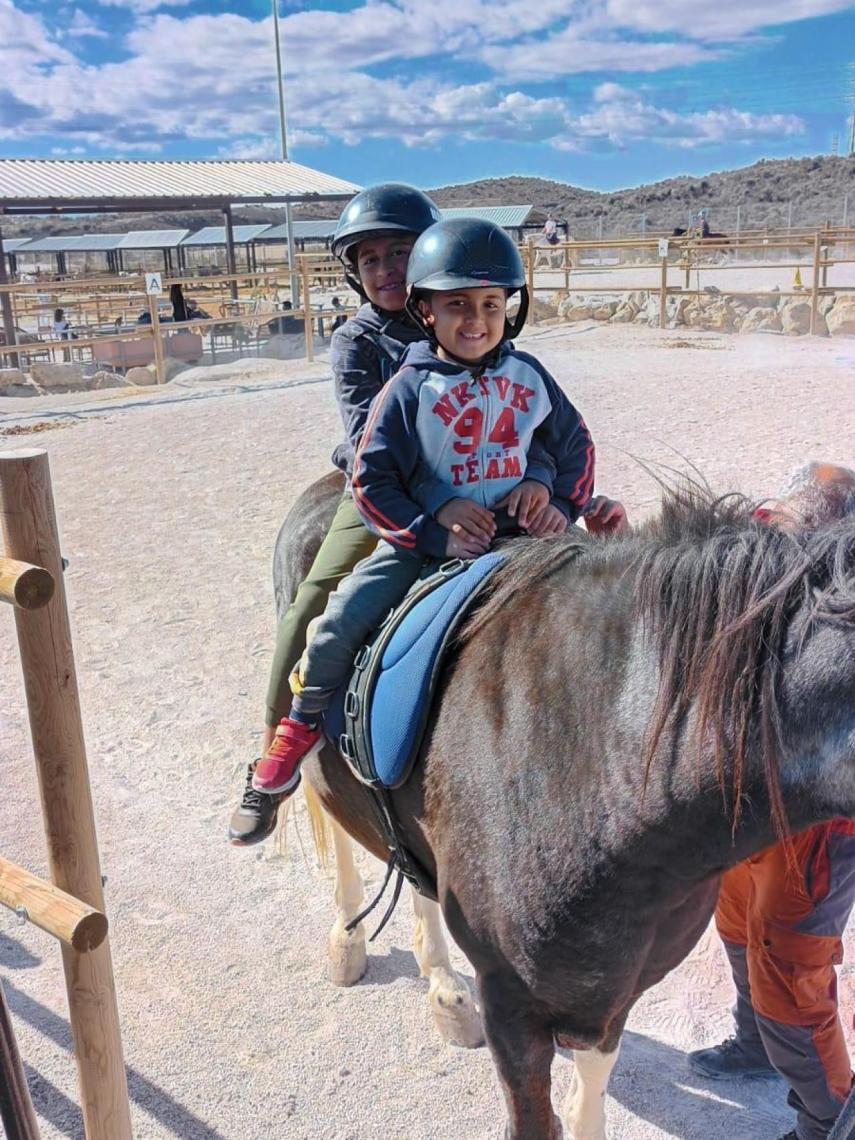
[405,217,530,343]
[331,183,441,298]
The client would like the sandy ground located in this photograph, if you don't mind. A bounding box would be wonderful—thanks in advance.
[1,323,855,1140]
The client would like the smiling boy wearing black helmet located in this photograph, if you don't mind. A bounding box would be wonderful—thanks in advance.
[251,217,624,799]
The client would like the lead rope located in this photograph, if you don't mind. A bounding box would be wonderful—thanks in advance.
[345,853,406,942]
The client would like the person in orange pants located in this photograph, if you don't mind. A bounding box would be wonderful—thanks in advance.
[689,462,855,1140]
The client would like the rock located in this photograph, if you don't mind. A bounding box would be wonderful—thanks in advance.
[125,366,158,386]
[610,302,637,323]
[628,291,647,309]
[0,376,40,398]
[89,370,127,390]
[29,361,86,389]
[819,295,837,317]
[703,300,738,332]
[0,368,28,386]
[558,298,594,322]
[740,307,783,334]
[780,301,812,336]
[162,357,190,382]
[592,301,618,320]
[525,296,559,323]
[826,299,855,337]
[673,297,693,326]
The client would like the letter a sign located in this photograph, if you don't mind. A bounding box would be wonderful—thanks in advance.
[145,272,163,295]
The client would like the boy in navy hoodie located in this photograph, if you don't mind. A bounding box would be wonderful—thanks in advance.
[252,217,618,796]
[228,183,441,844]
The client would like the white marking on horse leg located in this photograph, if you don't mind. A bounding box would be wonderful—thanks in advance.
[562,1043,620,1140]
[327,818,367,987]
[411,887,484,1048]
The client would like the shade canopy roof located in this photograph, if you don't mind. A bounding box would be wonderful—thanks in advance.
[181,224,273,247]
[440,205,536,228]
[14,233,126,253]
[259,219,339,241]
[0,158,360,215]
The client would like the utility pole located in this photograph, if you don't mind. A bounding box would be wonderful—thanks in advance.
[272,0,299,307]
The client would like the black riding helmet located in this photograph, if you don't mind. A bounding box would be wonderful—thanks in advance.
[331,183,441,297]
[405,217,529,344]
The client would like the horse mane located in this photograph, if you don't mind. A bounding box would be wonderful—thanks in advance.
[464,482,855,835]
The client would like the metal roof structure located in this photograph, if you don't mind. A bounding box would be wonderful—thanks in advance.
[14,233,126,253]
[440,205,536,228]
[0,159,359,215]
[259,219,338,241]
[181,224,273,247]
[118,229,189,250]
[2,237,32,253]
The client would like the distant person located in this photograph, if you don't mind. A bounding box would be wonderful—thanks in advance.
[52,308,72,339]
[330,296,346,333]
[170,283,190,322]
[265,300,302,337]
[542,213,559,245]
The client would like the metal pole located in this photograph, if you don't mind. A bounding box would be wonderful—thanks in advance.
[272,0,299,308]
[844,193,849,229]
[0,225,19,370]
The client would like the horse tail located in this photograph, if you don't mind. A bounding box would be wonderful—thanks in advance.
[303,780,335,870]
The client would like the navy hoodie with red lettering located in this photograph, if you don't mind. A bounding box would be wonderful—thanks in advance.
[351,340,595,558]
[329,303,423,478]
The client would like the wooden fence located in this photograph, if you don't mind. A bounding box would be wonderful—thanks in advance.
[0,448,132,1140]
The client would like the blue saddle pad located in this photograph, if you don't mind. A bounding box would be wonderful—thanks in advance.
[326,552,504,788]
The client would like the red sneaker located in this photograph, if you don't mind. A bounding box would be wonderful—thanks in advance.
[251,717,323,795]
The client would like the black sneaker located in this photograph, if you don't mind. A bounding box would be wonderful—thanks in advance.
[687,1035,778,1080]
[777,1132,799,1140]
[228,762,284,846]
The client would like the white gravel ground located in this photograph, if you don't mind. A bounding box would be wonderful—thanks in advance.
[1,323,854,1140]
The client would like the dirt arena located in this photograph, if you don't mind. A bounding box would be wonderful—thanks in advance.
[1,322,854,1139]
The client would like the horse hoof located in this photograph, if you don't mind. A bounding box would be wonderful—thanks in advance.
[427,968,484,1048]
[328,917,367,987]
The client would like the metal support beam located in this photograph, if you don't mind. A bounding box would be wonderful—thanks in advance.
[223,206,238,301]
[0,225,19,369]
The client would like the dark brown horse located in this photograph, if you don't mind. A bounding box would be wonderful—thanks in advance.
[274,473,855,1139]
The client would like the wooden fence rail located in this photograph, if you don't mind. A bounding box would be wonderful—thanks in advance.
[0,448,132,1140]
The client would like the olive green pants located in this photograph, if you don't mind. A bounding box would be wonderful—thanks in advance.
[265,492,377,727]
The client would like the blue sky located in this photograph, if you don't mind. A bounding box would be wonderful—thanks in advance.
[1,0,854,192]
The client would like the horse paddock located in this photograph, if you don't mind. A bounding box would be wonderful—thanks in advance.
[1,321,853,1139]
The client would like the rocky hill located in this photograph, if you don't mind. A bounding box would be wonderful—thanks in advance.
[4,154,854,241]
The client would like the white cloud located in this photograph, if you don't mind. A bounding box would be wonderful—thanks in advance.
[602,0,855,41]
[0,0,815,156]
[482,30,720,81]
[66,8,109,38]
[94,0,192,11]
[559,82,805,149]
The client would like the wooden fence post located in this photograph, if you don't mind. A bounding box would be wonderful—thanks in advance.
[148,293,165,384]
[563,242,570,293]
[659,254,669,329]
[0,449,132,1140]
[300,256,314,363]
[0,978,41,1140]
[809,231,822,336]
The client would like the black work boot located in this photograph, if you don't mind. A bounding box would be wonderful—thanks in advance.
[228,762,283,846]
[688,1035,779,1080]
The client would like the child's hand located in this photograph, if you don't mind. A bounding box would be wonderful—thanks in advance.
[583,495,629,536]
[526,504,568,538]
[445,530,489,559]
[436,498,495,553]
[496,480,550,530]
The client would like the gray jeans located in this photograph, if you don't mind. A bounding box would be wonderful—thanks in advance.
[291,540,439,718]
